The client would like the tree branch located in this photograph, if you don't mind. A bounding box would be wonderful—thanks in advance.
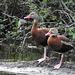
[60,0,75,15]
[1,12,19,20]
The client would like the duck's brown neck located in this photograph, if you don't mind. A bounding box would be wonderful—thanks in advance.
[32,19,39,30]
[32,22,38,29]
[31,21,38,36]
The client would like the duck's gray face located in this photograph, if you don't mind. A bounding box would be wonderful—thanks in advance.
[30,13,38,19]
[24,12,38,20]
[51,28,58,34]
[45,28,58,36]
[50,28,58,36]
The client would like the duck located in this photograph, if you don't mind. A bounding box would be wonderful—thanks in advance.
[24,12,49,63]
[45,28,75,69]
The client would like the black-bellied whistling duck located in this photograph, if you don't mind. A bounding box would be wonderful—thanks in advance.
[24,12,49,63]
[45,28,74,69]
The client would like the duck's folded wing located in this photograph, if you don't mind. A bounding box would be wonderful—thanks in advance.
[57,35,70,42]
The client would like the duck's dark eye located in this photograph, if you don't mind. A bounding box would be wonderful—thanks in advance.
[51,29,54,31]
[31,13,34,15]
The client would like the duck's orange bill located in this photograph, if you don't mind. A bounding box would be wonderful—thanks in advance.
[45,31,52,36]
[24,15,31,19]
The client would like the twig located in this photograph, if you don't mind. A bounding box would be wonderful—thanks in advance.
[1,12,20,20]
[3,28,26,41]
[66,22,75,28]
[56,22,75,29]
[60,0,75,15]
[21,31,31,51]
[53,10,74,23]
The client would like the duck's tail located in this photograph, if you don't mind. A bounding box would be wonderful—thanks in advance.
[71,41,75,50]
[58,43,74,53]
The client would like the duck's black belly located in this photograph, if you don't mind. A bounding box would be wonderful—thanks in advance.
[57,43,74,53]
[39,35,49,47]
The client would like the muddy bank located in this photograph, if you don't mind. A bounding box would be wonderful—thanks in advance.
[0,57,75,75]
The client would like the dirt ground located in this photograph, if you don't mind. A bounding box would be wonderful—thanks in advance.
[0,57,75,75]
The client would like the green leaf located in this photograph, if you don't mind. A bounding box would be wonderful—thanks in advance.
[59,21,62,24]
[65,1,68,4]
[69,1,73,3]
[47,19,50,21]
[0,19,8,22]
[28,0,31,1]
[41,7,44,10]
[67,28,71,32]
[11,32,18,35]
[14,0,17,3]
[72,3,75,6]
[39,10,44,14]
[67,27,74,32]
[50,16,57,20]
[2,19,8,22]
[69,32,73,35]
[55,23,59,26]
[42,25,46,27]
[52,16,57,20]
[73,33,75,37]
[73,15,75,18]
[67,26,75,32]
[45,13,48,16]
[13,27,17,29]
[12,19,15,22]
[16,21,19,26]
[42,0,47,3]
[0,24,5,29]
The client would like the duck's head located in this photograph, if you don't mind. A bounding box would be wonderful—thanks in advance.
[45,28,58,36]
[24,12,38,22]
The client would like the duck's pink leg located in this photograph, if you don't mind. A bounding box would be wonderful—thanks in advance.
[54,53,64,69]
[37,47,48,63]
